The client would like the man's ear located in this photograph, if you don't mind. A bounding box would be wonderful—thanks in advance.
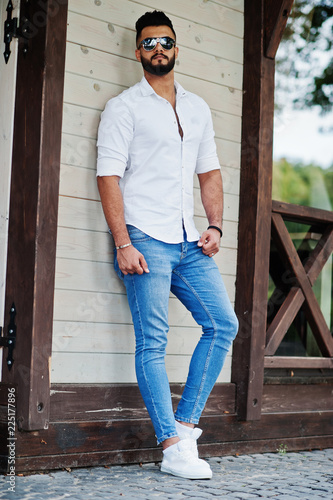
[175,46,179,60]
[135,49,141,62]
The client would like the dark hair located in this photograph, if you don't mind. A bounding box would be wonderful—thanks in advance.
[135,10,176,42]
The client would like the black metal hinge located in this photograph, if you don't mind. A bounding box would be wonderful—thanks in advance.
[0,303,17,371]
[3,0,30,64]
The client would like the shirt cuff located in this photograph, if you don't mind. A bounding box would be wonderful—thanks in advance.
[195,156,221,174]
[96,158,126,178]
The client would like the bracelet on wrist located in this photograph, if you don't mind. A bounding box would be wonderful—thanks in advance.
[115,242,132,250]
[207,225,223,237]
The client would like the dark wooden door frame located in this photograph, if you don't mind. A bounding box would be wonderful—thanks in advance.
[2,0,68,431]
[232,0,294,421]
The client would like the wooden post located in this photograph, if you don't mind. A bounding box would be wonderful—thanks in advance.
[2,0,68,431]
[231,0,293,421]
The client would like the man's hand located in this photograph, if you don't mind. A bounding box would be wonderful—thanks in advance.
[197,228,221,257]
[117,245,149,275]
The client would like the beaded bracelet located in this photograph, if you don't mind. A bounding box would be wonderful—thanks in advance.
[115,243,132,250]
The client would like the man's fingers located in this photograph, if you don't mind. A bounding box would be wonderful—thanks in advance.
[117,247,149,275]
[139,255,150,273]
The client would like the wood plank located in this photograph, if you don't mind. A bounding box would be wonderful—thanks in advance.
[64,69,243,117]
[194,189,239,222]
[49,383,236,421]
[69,0,244,38]
[60,134,97,169]
[55,256,235,300]
[265,288,305,355]
[52,321,203,355]
[57,193,238,234]
[13,412,333,458]
[3,0,68,431]
[55,227,113,262]
[55,221,237,261]
[65,42,243,94]
[232,0,275,421]
[272,200,333,225]
[217,137,242,170]
[57,196,106,232]
[134,0,244,37]
[53,288,208,327]
[264,357,333,369]
[55,219,238,263]
[264,0,293,59]
[59,133,241,173]
[50,350,232,384]
[209,0,243,11]
[67,9,244,66]
[262,384,333,413]
[306,226,333,285]
[61,101,241,144]
[59,163,239,206]
[11,434,333,472]
[271,213,333,357]
[55,257,123,293]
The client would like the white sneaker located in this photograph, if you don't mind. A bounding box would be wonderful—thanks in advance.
[175,421,204,459]
[161,440,212,479]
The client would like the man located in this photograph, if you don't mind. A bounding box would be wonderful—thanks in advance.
[97,11,238,480]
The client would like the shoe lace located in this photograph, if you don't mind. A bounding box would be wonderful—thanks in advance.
[177,440,200,463]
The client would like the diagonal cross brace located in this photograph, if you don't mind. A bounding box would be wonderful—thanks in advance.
[267,213,333,357]
[266,224,333,354]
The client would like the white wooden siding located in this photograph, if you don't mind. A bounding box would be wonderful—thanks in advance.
[52,0,244,384]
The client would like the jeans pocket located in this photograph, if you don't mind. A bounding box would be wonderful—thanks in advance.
[127,225,152,243]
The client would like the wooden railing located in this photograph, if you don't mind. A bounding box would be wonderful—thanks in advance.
[264,200,333,369]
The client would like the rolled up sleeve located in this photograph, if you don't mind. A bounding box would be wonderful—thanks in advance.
[195,105,220,174]
[96,98,134,177]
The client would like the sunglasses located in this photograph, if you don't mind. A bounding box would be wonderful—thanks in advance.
[138,36,176,51]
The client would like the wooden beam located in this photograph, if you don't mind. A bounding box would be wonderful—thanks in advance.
[265,225,333,355]
[264,356,333,369]
[3,0,68,430]
[264,0,294,59]
[271,213,333,357]
[12,434,333,472]
[265,288,305,355]
[273,200,333,225]
[306,226,333,284]
[14,413,333,456]
[49,383,236,422]
[262,384,333,412]
[232,0,275,421]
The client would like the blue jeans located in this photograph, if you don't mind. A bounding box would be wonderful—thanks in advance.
[115,226,238,444]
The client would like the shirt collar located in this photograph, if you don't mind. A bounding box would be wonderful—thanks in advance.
[139,77,187,99]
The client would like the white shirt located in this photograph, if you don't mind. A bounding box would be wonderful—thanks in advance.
[97,77,220,243]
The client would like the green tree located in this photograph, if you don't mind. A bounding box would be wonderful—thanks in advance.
[276,0,333,114]
[273,159,333,210]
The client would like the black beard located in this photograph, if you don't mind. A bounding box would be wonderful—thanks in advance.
[141,53,176,76]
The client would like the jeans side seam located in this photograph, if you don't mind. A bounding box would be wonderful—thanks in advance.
[172,269,217,421]
[130,275,164,442]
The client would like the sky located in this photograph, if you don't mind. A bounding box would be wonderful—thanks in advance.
[273,107,333,169]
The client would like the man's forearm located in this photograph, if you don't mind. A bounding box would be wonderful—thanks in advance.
[198,170,223,228]
[97,176,130,247]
